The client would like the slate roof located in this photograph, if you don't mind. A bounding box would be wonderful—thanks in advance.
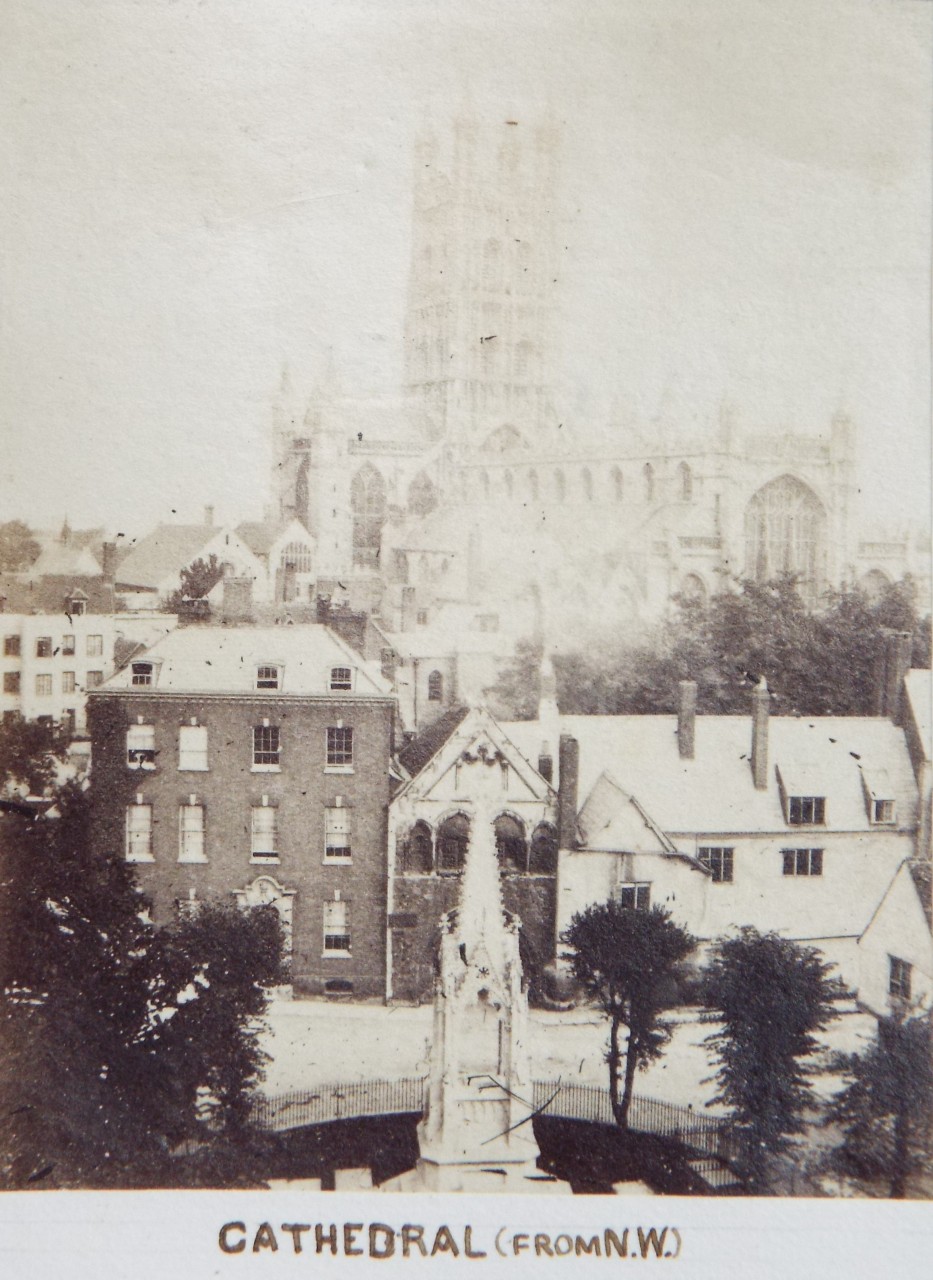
[98,624,392,697]
[0,574,117,615]
[236,521,285,558]
[397,705,470,777]
[115,524,218,591]
[503,714,919,835]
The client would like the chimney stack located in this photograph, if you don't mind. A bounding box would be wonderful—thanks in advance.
[873,629,913,723]
[557,735,580,848]
[204,505,215,527]
[221,575,253,625]
[750,680,770,790]
[101,541,117,584]
[677,680,697,759]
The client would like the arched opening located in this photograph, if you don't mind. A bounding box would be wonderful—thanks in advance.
[427,669,444,701]
[494,813,527,874]
[402,820,434,874]
[680,573,707,605]
[529,822,558,875]
[744,474,826,590]
[860,569,891,604]
[483,424,527,453]
[350,464,387,569]
[280,541,312,573]
[612,466,624,502]
[678,462,693,501]
[643,463,655,503]
[554,470,566,503]
[581,468,593,501]
[408,471,438,518]
[437,812,470,874]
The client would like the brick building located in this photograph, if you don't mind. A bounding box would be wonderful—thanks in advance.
[88,624,395,998]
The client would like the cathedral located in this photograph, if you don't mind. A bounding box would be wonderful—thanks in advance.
[268,117,927,643]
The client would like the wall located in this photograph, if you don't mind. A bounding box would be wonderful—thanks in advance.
[857,864,933,1015]
[88,690,395,998]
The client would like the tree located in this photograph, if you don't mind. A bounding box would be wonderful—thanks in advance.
[561,901,695,1127]
[488,575,930,720]
[0,519,40,572]
[0,714,70,797]
[702,928,844,1192]
[828,1013,933,1198]
[0,786,285,1187]
[163,554,224,612]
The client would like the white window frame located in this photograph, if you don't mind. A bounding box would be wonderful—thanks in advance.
[328,666,354,692]
[323,900,351,956]
[61,634,75,656]
[126,723,156,769]
[324,805,352,863]
[86,670,104,688]
[787,795,826,825]
[125,802,153,862]
[87,634,104,657]
[617,883,651,910]
[35,636,52,658]
[325,725,353,772]
[35,674,52,697]
[178,803,206,863]
[252,724,281,771]
[178,724,208,771]
[61,671,76,695]
[131,662,154,687]
[250,804,279,863]
[781,848,823,877]
[698,846,734,884]
[889,955,912,1001]
[871,798,896,825]
[256,665,281,690]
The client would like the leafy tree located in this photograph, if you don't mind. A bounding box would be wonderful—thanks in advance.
[489,575,930,719]
[0,786,285,1188]
[0,519,40,572]
[702,929,844,1192]
[828,1013,933,1198]
[561,901,695,1127]
[163,554,224,612]
[0,714,70,797]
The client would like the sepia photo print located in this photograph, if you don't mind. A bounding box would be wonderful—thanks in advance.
[1,0,931,1241]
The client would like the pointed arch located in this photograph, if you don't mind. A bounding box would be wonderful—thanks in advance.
[350,464,386,569]
[427,669,444,701]
[408,470,438,517]
[529,822,558,875]
[437,811,470,874]
[744,474,826,589]
[494,812,528,874]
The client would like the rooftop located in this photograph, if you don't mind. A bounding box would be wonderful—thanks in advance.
[97,624,393,698]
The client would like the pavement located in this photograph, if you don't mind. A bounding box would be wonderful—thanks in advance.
[257,1000,878,1113]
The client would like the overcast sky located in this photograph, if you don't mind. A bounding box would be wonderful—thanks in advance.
[1,0,930,536]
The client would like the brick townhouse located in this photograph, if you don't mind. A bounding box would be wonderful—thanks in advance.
[88,624,395,998]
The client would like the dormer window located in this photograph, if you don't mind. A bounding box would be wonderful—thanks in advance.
[329,666,353,692]
[787,796,826,825]
[862,769,896,825]
[131,662,154,687]
[256,665,280,690]
[68,597,86,616]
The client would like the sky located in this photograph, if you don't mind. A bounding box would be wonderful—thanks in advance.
[1,0,930,536]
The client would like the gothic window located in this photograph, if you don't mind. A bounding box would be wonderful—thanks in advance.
[554,470,566,503]
[437,812,470,874]
[612,466,624,502]
[529,822,558,875]
[581,468,593,501]
[350,464,387,569]
[403,820,434,874]
[678,462,693,501]
[528,469,539,501]
[427,669,443,701]
[744,475,826,590]
[280,541,312,573]
[494,813,527,874]
[482,238,501,291]
[408,471,438,517]
[514,339,534,378]
[643,463,655,503]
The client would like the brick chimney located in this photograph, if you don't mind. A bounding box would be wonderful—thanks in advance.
[750,680,770,790]
[872,629,913,723]
[677,680,697,759]
[557,734,579,848]
[221,575,253,625]
[101,540,117,584]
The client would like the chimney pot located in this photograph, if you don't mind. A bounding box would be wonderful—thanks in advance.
[750,680,770,790]
[677,680,697,759]
[101,541,117,584]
